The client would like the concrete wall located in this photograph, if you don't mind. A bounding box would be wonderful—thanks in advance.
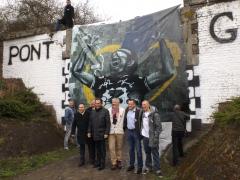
[2,31,66,123]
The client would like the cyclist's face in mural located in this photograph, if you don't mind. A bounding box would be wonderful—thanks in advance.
[110,49,137,76]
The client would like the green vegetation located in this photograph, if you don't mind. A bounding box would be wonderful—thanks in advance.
[0,79,6,90]
[0,148,78,178]
[0,88,51,120]
[0,138,5,146]
[213,97,240,126]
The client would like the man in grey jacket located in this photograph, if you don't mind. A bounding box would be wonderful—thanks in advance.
[171,104,189,166]
[141,100,163,177]
[64,99,75,150]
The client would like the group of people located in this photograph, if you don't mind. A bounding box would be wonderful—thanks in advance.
[63,97,189,178]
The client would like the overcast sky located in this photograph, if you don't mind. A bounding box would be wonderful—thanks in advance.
[73,0,183,22]
[1,0,183,22]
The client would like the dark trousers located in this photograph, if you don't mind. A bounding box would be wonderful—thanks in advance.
[95,140,106,167]
[79,143,85,163]
[87,138,96,164]
[143,137,160,171]
[172,131,185,165]
[56,18,73,31]
[127,129,143,168]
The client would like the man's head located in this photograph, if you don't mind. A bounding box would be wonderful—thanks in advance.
[110,49,138,76]
[142,100,150,112]
[68,99,75,108]
[174,104,181,111]
[78,103,85,113]
[66,0,71,5]
[127,99,136,110]
[112,98,120,109]
[95,98,103,110]
[90,100,95,109]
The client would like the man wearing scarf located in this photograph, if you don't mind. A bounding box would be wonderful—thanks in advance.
[108,98,125,170]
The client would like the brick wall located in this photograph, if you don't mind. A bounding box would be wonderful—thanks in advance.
[2,31,67,123]
[194,0,240,122]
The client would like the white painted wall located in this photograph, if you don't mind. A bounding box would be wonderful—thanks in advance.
[196,0,240,123]
[3,31,66,123]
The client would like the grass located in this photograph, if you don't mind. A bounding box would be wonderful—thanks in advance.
[0,87,51,120]
[0,138,5,146]
[213,97,240,126]
[0,147,78,179]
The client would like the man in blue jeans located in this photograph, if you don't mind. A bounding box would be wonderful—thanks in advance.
[141,100,163,177]
[64,99,76,150]
[123,99,143,174]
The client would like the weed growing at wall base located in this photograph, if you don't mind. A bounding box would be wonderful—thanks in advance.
[213,97,240,126]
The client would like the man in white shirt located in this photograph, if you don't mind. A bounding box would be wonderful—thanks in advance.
[108,98,125,170]
[141,100,163,178]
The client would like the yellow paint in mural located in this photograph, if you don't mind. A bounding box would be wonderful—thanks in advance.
[82,64,95,104]
[165,39,182,67]
[149,40,182,67]
[148,39,181,101]
[83,44,121,104]
[96,44,121,56]
[149,73,177,102]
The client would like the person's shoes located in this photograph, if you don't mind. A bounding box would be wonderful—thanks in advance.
[78,161,85,167]
[172,161,178,167]
[64,147,69,150]
[156,170,163,178]
[143,167,151,174]
[90,159,95,165]
[136,168,142,174]
[127,166,134,172]
[116,160,122,169]
[111,164,117,170]
[93,163,100,168]
[98,166,105,171]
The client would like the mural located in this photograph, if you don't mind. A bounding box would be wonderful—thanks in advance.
[69,6,188,116]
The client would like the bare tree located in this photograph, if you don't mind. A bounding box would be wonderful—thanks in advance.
[0,0,101,33]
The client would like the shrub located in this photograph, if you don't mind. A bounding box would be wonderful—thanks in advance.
[213,97,240,126]
[0,88,51,120]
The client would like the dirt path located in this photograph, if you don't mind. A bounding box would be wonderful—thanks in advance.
[14,141,158,180]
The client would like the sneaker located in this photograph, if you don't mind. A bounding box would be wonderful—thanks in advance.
[156,170,163,178]
[136,168,142,174]
[64,147,69,150]
[127,166,135,172]
[143,167,151,174]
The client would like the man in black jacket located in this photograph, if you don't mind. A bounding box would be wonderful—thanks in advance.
[56,0,75,31]
[123,99,143,174]
[88,98,110,170]
[171,104,189,166]
[85,100,96,165]
[71,103,89,166]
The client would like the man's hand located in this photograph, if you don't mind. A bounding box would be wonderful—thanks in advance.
[71,134,75,138]
[87,133,91,138]
[104,134,108,139]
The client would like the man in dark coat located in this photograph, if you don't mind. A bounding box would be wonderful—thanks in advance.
[71,103,89,166]
[171,104,189,166]
[88,98,110,170]
[85,100,96,165]
[123,99,143,174]
[56,0,75,31]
